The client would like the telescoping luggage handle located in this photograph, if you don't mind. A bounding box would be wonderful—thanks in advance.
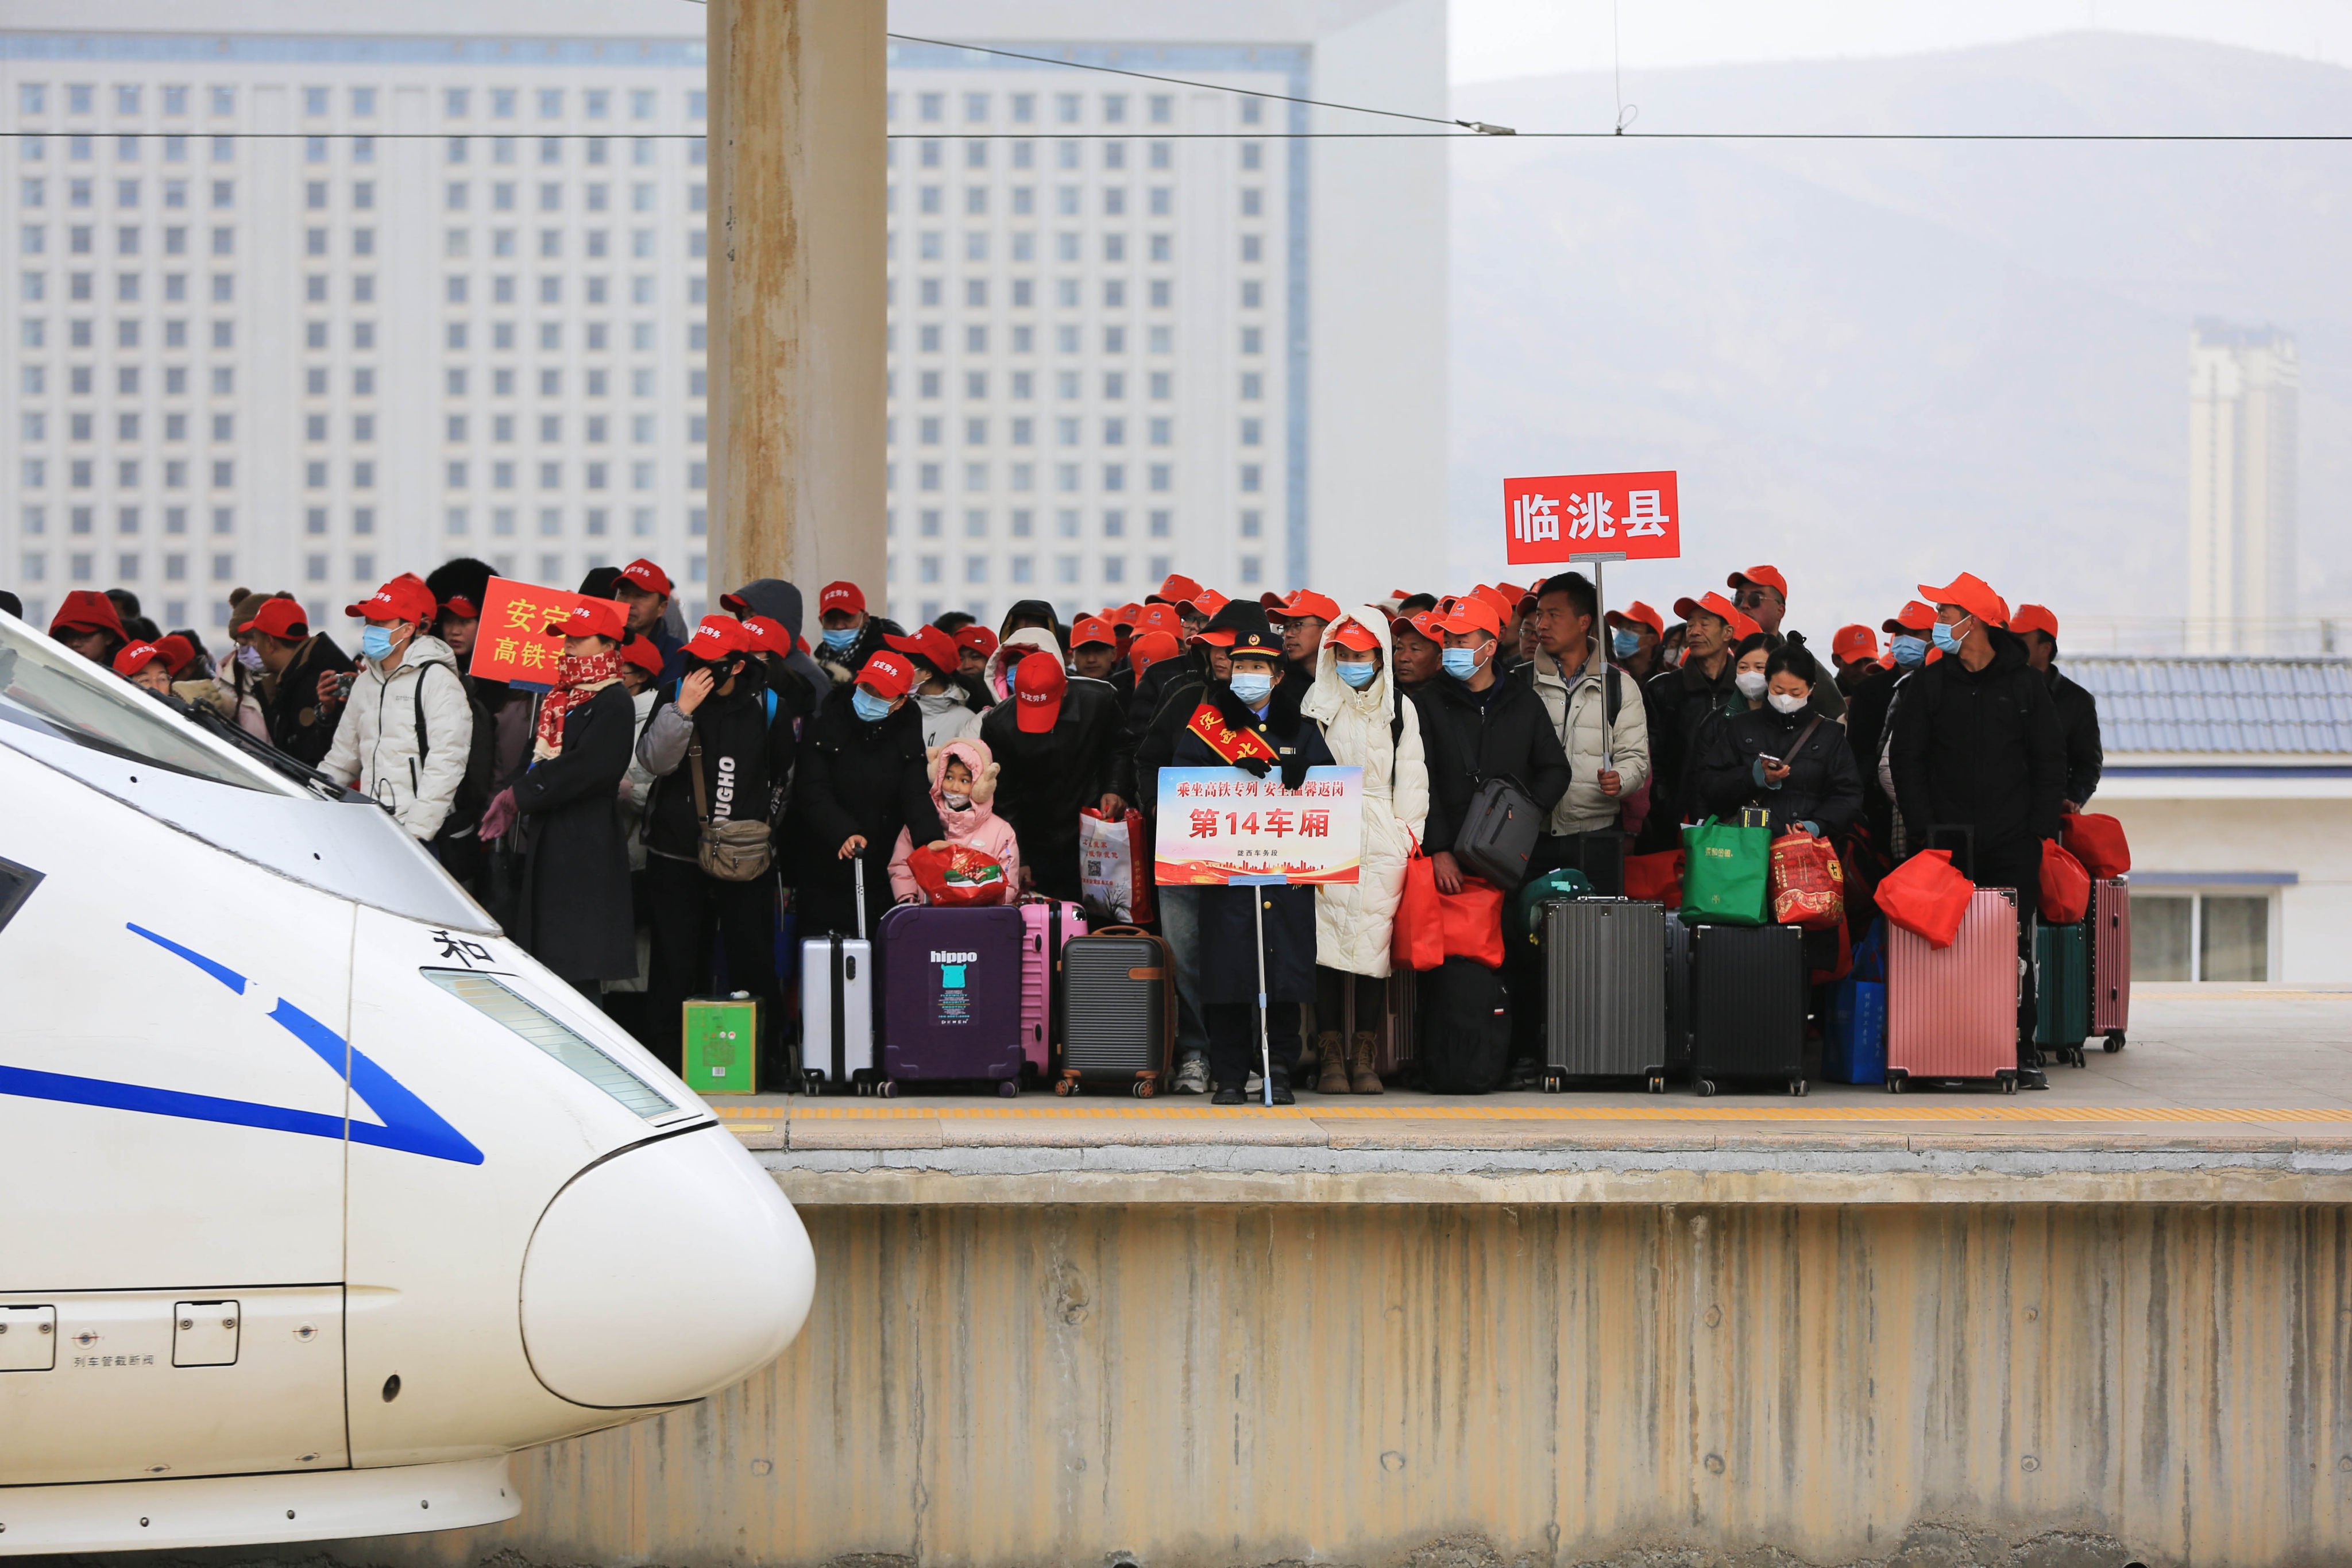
[831,849,864,1085]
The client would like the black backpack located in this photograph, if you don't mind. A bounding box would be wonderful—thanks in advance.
[410,660,498,840]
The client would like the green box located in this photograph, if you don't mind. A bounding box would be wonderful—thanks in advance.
[683,994,760,1094]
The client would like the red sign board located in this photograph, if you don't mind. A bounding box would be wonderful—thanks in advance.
[467,576,589,690]
[1503,471,1682,566]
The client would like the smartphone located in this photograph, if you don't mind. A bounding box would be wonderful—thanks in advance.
[335,671,357,701]
[1757,753,1782,767]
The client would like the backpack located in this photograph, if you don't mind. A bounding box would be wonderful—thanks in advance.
[411,660,497,841]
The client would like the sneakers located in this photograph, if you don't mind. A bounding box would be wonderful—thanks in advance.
[1349,1031,1385,1095]
[1211,1082,1246,1106]
[1268,1071,1296,1106]
[1314,1030,1351,1094]
[1171,1055,1210,1095]
[1508,1057,1542,1092]
[2016,1067,2050,1091]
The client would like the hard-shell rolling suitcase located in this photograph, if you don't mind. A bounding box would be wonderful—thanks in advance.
[1887,886,2019,1092]
[876,903,1027,1095]
[2034,917,2092,1067]
[1353,966,1416,1082]
[1419,957,1512,1094]
[1662,911,1693,1083]
[1018,897,1088,1080]
[1539,898,1670,1091]
[1688,922,1806,1096]
[682,992,760,1094]
[1055,926,1173,1095]
[2089,874,2130,1050]
[800,859,875,1094]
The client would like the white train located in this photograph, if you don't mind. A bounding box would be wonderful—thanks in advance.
[0,612,815,1554]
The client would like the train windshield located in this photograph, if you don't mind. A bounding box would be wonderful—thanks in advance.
[0,616,291,794]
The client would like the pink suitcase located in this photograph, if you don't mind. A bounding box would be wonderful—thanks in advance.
[2090,875,2130,1049]
[1887,886,2021,1092]
[1018,897,1087,1079]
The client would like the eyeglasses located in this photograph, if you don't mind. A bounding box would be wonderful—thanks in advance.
[1734,589,1770,609]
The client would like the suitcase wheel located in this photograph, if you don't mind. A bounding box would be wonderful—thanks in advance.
[1647,1075,1666,1095]
[1053,1076,1078,1096]
[877,1079,897,1099]
[2067,1046,2087,1068]
[1789,1079,1807,1097]
[1130,1080,1154,1099]
[1696,1079,1717,1098]
[802,1069,825,1097]
[1540,1072,1564,1095]
[998,1080,1019,1099]
[2000,1075,2017,1095]
[1887,1075,1906,1094]
[2104,1033,2126,1053]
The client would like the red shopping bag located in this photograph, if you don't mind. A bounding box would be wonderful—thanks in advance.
[1625,849,1685,907]
[2061,813,2131,880]
[1438,876,1508,970]
[1393,834,1446,971]
[1875,848,1976,949]
[906,842,1011,906]
[2040,839,2091,925]
[1769,832,1845,930]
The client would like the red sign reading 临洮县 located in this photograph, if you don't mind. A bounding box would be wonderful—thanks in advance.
[466,576,590,690]
[1503,471,1682,565]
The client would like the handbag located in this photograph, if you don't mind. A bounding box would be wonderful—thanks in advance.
[1437,875,1508,969]
[2061,812,2131,880]
[1453,774,1543,891]
[907,842,1010,906]
[1876,848,1976,949]
[1077,806,1154,924]
[1680,816,1771,926]
[1769,831,1845,929]
[1392,830,1446,971]
[689,736,776,883]
[2040,838,2091,925]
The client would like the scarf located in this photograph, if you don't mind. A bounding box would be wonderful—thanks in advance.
[532,650,622,762]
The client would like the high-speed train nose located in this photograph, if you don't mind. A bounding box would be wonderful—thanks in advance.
[520,1130,815,1408]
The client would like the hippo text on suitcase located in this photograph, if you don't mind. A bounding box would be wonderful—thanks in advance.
[877,904,1027,1096]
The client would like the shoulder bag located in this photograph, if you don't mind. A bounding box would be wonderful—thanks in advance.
[689,732,777,882]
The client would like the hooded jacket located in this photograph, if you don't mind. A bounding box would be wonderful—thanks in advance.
[984,625,1064,702]
[318,635,474,841]
[916,686,985,751]
[1299,608,1430,979]
[1889,626,2067,862]
[887,736,1023,902]
[997,598,1067,653]
[1520,639,1653,837]
[727,578,830,698]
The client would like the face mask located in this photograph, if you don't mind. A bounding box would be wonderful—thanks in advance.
[1440,646,1482,682]
[235,644,265,673]
[822,627,859,653]
[851,688,893,723]
[943,791,971,812]
[1735,670,1768,699]
[1892,634,1928,667]
[1768,692,1808,716]
[360,625,398,663]
[1662,648,1683,669]
[1611,629,1642,659]
[1229,670,1274,707]
[1336,659,1377,690]
[1931,617,1968,655]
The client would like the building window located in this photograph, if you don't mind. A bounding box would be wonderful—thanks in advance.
[2134,890,2272,983]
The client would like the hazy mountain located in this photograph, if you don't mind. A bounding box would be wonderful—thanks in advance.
[1445,34,2352,639]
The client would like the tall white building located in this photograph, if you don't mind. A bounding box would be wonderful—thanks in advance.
[2187,319,2298,654]
[0,1,1445,642]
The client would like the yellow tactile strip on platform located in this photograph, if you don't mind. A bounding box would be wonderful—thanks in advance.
[713,1102,2352,1123]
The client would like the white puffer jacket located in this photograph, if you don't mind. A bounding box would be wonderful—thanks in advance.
[318,635,475,841]
[1300,607,1430,979]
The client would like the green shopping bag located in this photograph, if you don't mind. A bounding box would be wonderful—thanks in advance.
[1513,867,1594,945]
[1681,816,1771,926]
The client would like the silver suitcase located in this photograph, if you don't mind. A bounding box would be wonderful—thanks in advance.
[799,856,876,1092]
[1540,897,1669,1091]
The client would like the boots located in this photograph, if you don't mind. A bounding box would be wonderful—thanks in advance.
[1349,1030,1385,1095]
[1315,1030,1350,1094]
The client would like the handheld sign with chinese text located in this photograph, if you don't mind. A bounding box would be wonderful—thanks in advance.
[1153,767,1362,886]
[1503,471,1681,565]
[466,576,590,692]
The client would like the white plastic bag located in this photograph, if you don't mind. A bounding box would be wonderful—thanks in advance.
[1078,808,1153,925]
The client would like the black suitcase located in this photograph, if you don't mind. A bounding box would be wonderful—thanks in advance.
[1661,910,1692,1087]
[1054,927,1173,1096]
[1689,922,1806,1096]
[1418,957,1512,1094]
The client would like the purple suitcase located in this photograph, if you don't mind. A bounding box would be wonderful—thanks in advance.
[1018,897,1087,1079]
[876,905,1027,1095]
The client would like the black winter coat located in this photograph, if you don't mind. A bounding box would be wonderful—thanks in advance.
[2045,664,2104,806]
[1645,655,1739,820]
[511,682,637,982]
[1697,703,1866,839]
[637,675,800,863]
[1419,676,1571,851]
[813,617,905,689]
[793,683,942,916]
[1890,629,2066,861]
[979,676,1136,902]
[269,635,357,768]
[1169,677,1335,1006]
[1129,650,1212,822]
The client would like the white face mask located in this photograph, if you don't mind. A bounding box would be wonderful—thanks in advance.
[1735,670,1768,699]
[1768,691,1809,716]
[943,791,971,811]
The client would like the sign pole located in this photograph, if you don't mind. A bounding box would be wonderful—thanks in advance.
[1253,890,1274,1107]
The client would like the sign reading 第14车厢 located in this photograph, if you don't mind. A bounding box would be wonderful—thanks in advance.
[1503,471,1682,565]
[1153,767,1362,886]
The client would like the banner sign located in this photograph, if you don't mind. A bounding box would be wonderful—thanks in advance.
[1153,767,1363,886]
[1503,470,1682,566]
[466,577,589,692]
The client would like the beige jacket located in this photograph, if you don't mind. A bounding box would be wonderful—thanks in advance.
[1524,640,1651,837]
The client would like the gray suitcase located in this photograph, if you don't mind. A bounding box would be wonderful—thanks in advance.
[1540,897,1669,1091]
[799,855,877,1093]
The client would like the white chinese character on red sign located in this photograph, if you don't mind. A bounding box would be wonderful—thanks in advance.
[1512,492,1560,544]
[1625,489,1669,538]
[1567,492,1615,539]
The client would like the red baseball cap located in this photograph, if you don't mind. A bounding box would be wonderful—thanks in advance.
[1013,650,1068,732]
[1189,589,1231,621]
[1128,629,1181,678]
[113,640,168,678]
[51,589,128,640]
[1113,603,1144,629]
[619,634,666,677]
[441,594,479,621]
[1882,601,1937,635]
[885,623,961,675]
[345,573,437,625]
[156,633,199,671]
[1604,601,1665,638]
[1151,573,1206,608]
[1132,603,1181,638]
[1070,615,1117,650]
[246,597,312,642]
[1495,582,1530,609]
[741,616,795,656]
[853,650,915,701]
[1258,591,1288,614]
[1832,624,1878,663]
[953,624,998,659]
[617,558,673,598]
[1278,590,1342,625]
[1672,592,1761,643]
[682,613,752,662]
[1472,585,1519,624]
[1728,566,1789,600]
[546,597,629,642]
[2011,604,2059,640]
[1918,573,2010,629]
[818,581,867,617]
[1394,609,1443,644]
[1329,617,1381,653]
[1432,597,1504,639]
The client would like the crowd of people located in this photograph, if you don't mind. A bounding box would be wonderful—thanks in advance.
[13,552,2101,1100]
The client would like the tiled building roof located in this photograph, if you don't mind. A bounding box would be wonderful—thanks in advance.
[2065,655,2352,755]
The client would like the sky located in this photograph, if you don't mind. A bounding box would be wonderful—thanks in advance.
[1449,0,2352,83]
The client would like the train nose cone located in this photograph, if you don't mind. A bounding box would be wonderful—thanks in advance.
[520,1130,815,1408]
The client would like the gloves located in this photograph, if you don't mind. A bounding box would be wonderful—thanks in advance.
[1236,755,1272,780]
[1799,820,1821,837]
[1279,753,1313,791]
[1751,757,1783,790]
[478,787,518,842]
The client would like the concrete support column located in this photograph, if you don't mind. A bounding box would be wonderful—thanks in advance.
[706,0,887,597]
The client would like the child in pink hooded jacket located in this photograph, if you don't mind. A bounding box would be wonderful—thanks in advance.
[887,736,1024,903]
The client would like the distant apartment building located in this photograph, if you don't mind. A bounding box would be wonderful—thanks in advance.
[2187,319,2298,655]
[0,0,1445,640]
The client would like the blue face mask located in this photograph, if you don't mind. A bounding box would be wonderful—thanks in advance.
[1229,670,1274,708]
[1440,646,1482,682]
[851,688,894,723]
[1892,634,1929,666]
[821,627,859,654]
[360,625,398,663]
[1336,660,1377,690]
[1611,629,1642,659]
[1931,618,1967,655]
